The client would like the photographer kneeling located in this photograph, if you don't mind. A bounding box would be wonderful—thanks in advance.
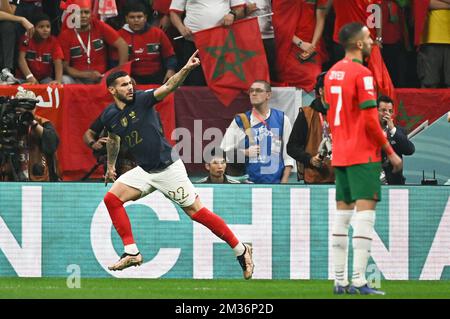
[0,88,60,181]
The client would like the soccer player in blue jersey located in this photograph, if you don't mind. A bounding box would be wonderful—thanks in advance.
[101,50,254,279]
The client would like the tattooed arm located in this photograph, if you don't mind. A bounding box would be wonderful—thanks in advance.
[105,132,121,184]
[154,50,201,101]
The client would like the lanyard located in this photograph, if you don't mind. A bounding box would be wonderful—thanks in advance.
[251,108,270,130]
[75,29,91,65]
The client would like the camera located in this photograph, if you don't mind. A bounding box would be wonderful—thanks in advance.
[317,136,332,160]
[0,96,38,154]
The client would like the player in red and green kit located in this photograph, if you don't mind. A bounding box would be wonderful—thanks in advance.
[324,22,402,295]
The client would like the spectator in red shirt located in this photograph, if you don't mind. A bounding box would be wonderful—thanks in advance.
[329,0,383,66]
[380,0,408,88]
[272,0,329,91]
[58,0,128,84]
[111,1,177,84]
[17,12,63,84]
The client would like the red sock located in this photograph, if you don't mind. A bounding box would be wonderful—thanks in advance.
[104,192,135,245]
[191,207,239,248]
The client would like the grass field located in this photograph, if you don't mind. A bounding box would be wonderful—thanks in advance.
[1,278,450,299]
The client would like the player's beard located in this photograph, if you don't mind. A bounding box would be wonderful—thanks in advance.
[362,42,372,59]
[116,91,135,105]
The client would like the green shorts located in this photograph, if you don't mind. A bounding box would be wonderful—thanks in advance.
[334,162,382,204]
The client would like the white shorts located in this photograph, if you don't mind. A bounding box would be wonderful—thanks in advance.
[116,159,197,207]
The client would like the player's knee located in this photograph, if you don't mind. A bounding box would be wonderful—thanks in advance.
[104,192,124,209]
[332,210,353,235]
[351,211,375,237]
[351,211,375,249]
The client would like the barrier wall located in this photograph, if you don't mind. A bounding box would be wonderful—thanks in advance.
[1,183,449,280]
[1,85,449,180]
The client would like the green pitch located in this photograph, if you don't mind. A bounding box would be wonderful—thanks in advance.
[0,278,450,299]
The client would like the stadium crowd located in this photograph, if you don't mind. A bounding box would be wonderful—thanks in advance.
[0,0,448,184]
[0,0,449,88]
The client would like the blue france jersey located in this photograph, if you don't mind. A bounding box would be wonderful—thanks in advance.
[101,90,177,172]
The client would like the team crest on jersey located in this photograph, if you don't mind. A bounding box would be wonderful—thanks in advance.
[121,117,128,127]
[129,111,136,119]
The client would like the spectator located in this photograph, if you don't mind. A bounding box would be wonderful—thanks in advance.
[104,0,152,30]
[110,1,177,84]
[381,0,409,88]
[196,149,241,184]
[329,0,383,65]
[0,0,34,84]
[287,72,334,184]
[244,0,276,82]
[377,95,415,185]
[417,0,450,88]
[169,0,246,86]
[17,12,64,84]
[82,113,136,180]
[220,80,294,184]
[0,88,60,181]
[272,0,328,91]
[151,0,172,31]
[58,0,128,84]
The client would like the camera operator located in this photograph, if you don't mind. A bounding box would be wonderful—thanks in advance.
[83,114,136,179]
[377,95,415,185]
[287,72,335,184]
[0,88,60,181]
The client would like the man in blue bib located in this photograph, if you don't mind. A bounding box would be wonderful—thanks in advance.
[221,80,294,183]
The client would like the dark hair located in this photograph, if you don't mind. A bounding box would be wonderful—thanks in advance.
[338,22,365,49]
[377,95,394,108]
[31,12,51,26]
[252,80,271,92]
[204,148,226,164]
[106,70,129,88]
[314,71,326,96]
[124,1,148,16]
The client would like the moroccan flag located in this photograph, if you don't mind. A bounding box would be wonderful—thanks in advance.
[413,0,430,46]
[194,17,269,106]
[368,45,397,113]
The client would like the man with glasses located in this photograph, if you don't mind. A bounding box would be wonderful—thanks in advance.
[220,80,294,183]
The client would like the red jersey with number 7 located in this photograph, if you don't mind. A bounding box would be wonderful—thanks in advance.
[324,58,380,166]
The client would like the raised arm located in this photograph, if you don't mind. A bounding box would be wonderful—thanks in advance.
[153,49,200,101]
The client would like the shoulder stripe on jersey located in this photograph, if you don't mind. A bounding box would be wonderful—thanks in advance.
[359,100,377,109]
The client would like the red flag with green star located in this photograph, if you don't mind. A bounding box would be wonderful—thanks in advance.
[194,17,269,106]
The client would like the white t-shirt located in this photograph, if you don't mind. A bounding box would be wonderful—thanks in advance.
[170,0,246,33]
[245,0,274,39]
